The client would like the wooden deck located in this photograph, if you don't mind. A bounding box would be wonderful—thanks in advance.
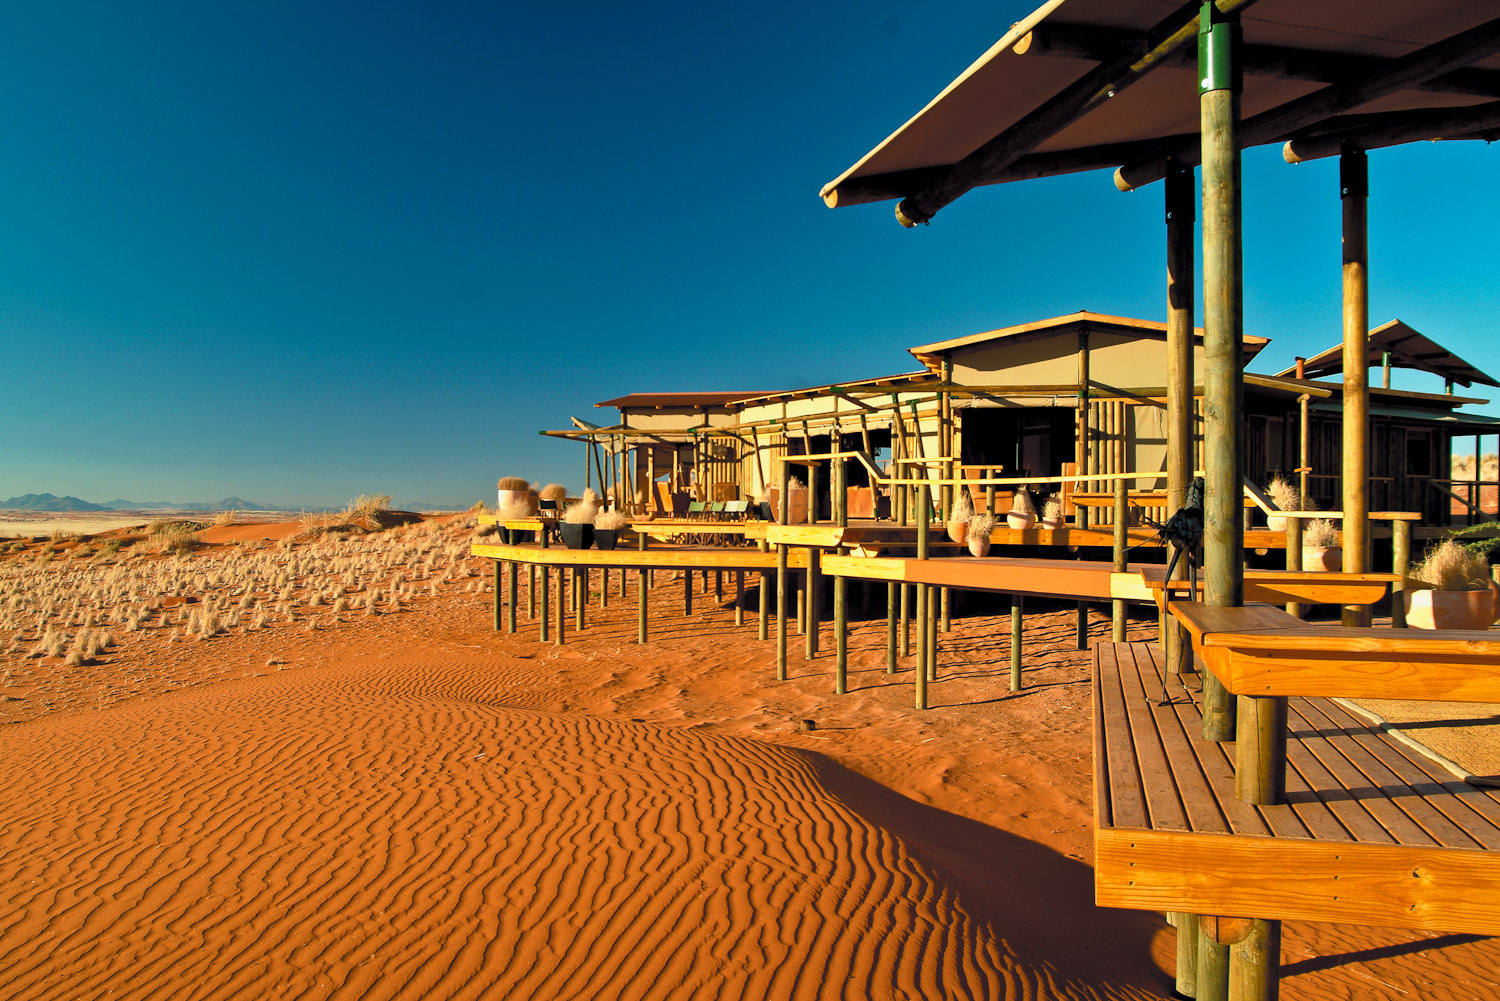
[472,542,807,569]
[819,555,1150,601]
[1093,640,1500,933]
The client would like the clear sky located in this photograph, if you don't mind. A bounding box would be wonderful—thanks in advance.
[2,2,1496,509]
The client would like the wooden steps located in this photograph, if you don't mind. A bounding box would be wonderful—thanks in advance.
[1093,640,1500,934]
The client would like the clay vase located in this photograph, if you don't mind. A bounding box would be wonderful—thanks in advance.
[1403,588,1497,630]
[1301,545,1342,572]
[1040,517,1064,531]
[1007,511,1036,531]
[947,520,969,544]
[968,536,990,558]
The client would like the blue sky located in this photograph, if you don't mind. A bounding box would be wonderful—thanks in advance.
[1,2,1496,508]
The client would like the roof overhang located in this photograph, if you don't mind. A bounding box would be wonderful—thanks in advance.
[1273,318,1500,389]
[821,1,1500,224]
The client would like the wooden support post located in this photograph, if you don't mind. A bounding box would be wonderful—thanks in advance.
[1341,143,1371,628]
[899,583,911,658]
[556,567,566,645]
[1285,518,1304,617]
[940,585,951,633]
[684,568,692,617]
[1236,693,1287,804]
[539,567,550,642]
[575,569,585,632]
[807,462,818,526]
[1230,919,1280,1001]
[1175,913,1199,998]
[776,459,789,680]
[735,570,744,627]
[806,548,821,659]
[1197,926,1230,1001]
[1077,330,1091,530]
[886,581,897,673]
[835,564,848,694]
[528,564,536,619]
[1113,476,1128,641]
[796,583,805,635]
[638,532,649,645]
[1392,518,1411,628]
[1010,595,1024,691]
[492,561,502,632]
[926,580,939,683]
[1200,3,1243,743]
[1076,601,1088,650]
[505,561,517,634]
[1166,161,1195,679]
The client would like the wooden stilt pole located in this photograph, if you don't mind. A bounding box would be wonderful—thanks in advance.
[806,548,820,660]
[1076,601,1088,650]
[1341,142,1371,628]
[1010,594,1023,691]
[1175,913,1199,998]
[1166,161,1195,676]
[1230,919,1279,1001]
[1392,518,1411,628]
[735,570,744,627]
[505,561,517,634]
[1285,518,1303,617]
[575,569,585,632]
[886,582,897,673]
[539,567,550,642]
[684,567,692,617]
[1077,330,1092,530]
[528,564,536,619]
[758,541,769,640]
[1198,924,1230,1001]
[638,532,648,645]
[600,568,608,609]
[556,567,566,645]
[900,583,911,658]
[915,485,930,709]
[776,459,790,681]
[1113,476,1128,641]
[492,561,502,632]
[1199,1,1242,744]
[940,584,951,633]
[834,457,848,693]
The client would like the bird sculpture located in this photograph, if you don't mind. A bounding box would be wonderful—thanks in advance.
[1157,477,1204,705]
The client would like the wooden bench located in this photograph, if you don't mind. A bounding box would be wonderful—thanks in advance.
[1094,640,1500,935]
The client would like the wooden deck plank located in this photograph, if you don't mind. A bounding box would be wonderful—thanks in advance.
[472,543,808,570]
[1116,643,1190,831]
[1293,698,1492,850]
[1095,643,1148,830]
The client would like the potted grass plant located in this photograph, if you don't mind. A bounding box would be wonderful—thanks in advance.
[497,476,530,511]
[947,488,974,544]
[496,496,537,545]
[1301,518,1342,571]
[560,499,598,549]
[594,508,628,551]
[1007,487,1037,530]
[1039,494,1065,531]
[967,513,995,558]
[1266,475,1299,532]
[1405,539,1497,630]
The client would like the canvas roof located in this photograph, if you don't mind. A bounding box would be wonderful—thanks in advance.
[1272,318,1500,389]
[594,391,764,410]
[906,310,1269,372]
[821,1,1500,213]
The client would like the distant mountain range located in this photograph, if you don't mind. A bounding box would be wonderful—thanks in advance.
[1,493,292,512]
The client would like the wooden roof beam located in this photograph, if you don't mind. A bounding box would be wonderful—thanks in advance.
[1116,15,1500,190]
[1283,100,1500,162]
[1018,22,1500,100]
[892,0,1260,227]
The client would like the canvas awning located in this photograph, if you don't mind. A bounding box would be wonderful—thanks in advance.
[821,1,1500,223]
[1273,319,1500,388]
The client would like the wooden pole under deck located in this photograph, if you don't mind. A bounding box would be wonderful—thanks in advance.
[1010,594,1023,691]
[758,542,769,640]
[776,459,790,681]
[1341,143,1371,627]
[528,564,536,619]
[492,561,503,632]
[834,457,849,694]
[1392,518,1411,628]
[575,568,585,632]
[1199,3,1241,748]
[1077,330,1091,530]
[1231,918,1280,1001]
[539,567,550,642]
[886,582,897,673]
[940,358,953,635]
[1112,477,1128,641]
[637,532,648,644]
[915,485,930,710]
[1285,517,1304,617]
[555,567,566,645]
[505,561,517,634]
[1166,162,1195,679]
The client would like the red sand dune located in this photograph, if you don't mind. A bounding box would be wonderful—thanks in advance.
[1,544,1497,999]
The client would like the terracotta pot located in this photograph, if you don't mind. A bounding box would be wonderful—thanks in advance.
[947,520,969,544]
[1007,512,1036,531]
[1040,518,1064,531]
[1301,545,1342,572]
[1403,588,1496,630]
[968,536,991,558]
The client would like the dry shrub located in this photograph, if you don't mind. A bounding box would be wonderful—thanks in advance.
[562,500,598,525]
[214,509,238,527]
[595,509,630,531]
[968,512,995,542]
[947,489,973,532]
[1267,475,1299,512]
[1304,519,1340,548]
[497,476,529,491]
[539,483,567,502]
[1011,487,1036,516]
[1413,539,1492,591]
[343,494,393,521]
[467,500,486,512]
[1042,495,1064,523]
[498,497,536,519]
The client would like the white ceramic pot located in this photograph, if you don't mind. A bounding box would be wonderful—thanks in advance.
[1267,514,1287,532]
[968,536,990,558]
[1301,546,1342,572]
[1403,588,1497,630]
[1040,518,1064,531]
[1007,512,1036,531]
[497,488,528,511]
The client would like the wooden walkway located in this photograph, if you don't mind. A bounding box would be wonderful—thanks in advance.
[819,555,1148,601]
[1093,640,1500,933]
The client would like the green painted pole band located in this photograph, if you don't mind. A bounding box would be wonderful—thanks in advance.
[1197,4,1239,94]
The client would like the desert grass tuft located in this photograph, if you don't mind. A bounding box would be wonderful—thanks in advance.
[562,500,599,525]
[947,490,973,534]
[1304,518,1340,548]
[497,476,529,491]
[213,509,238,527]
[1413,539,1492,591]
[967,512,995,542]
[594,509,630,531]
[1267,475,1300,512]
[539,483,568,502]
[1010,487,1036,516]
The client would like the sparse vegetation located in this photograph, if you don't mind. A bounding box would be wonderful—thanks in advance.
[539,484,567,502]
[947,489,973,534]
[1011,488,1036,516]
[968,513,995,542]
[595,509,630,531]
[214,509,238,527]
[1304,519,1340,548]
[497,476,529,492]
[1267,475,1299,512]
[562,500,598,525]
[1412,539,1492,591]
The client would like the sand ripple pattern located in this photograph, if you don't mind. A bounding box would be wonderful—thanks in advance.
[0,662,1114,1001]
